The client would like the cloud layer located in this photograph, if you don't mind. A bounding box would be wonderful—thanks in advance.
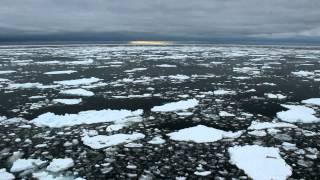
[0,0,320,41]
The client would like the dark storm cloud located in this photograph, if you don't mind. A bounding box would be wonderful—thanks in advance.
[0,0,320,41]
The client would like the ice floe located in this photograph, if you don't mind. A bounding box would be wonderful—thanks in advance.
[82,133,145,149]
[151,99,199,112]
[248,121,297,130]
[213,90,236,95]
[44,70,77,75]
[302,98,320,106]
[148,136,165,145]
[59,88,94,97]
[52,98,82,105]
[265,93,287,99]
[0,169,14,180]
[228,145,292,180]
[10,159,47,172]
[32,109,143,128]
[167,125,243,143]
[54,77,101,86]
[277,104,319,123]
[46,158,74,172]
[0,70,16,74]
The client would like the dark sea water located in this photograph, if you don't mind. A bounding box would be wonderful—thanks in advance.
[0,44,319,179]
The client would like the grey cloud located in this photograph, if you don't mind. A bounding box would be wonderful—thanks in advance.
[0,0,320,40]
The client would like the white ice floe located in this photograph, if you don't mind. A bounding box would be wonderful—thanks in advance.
[151,99,199,112]
[66,59,93,65]
[292,70,314,77]
[106,124,125,132]
[168,74,190,80]
[265,93,287,99]
[44,70,77,75]
[54,77,101,86]
[46,158,74,172]
[156,64,177,68]
[8,82,43,89]
[32,171,76,180]
[10,159,47,172]
[277,104,319,123]
[213,89,236,95]
[82,133,145,149]
[248,130,267,137]
[248,121,297,130]
[148,136,165,144]
[167,125,243,143]
[228,145,292,180]
[302,98,320,106]
[59,88,94,97]
[194,171,211,176]
[124,68,147,73]
[0,169,15,180]
[219,111,235,117]
[0,70,16,74]
[32,109,143,128]
[52,98,82,105]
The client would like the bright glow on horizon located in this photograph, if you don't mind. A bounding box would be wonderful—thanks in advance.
[129,41,173,45]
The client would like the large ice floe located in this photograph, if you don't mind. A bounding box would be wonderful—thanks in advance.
[32,109,143,128]
[82,133,145,149]
[54,77,101,86]
[167,125,243,143]
[59,88,94,97]
[10,159,47,172]
[228,145,292,180]
[276,104,319,123]
[302,98,320,106]
[0,168,15,180]
[151,99,199,112]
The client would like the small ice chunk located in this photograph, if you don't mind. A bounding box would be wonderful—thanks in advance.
[106,124,125,132]
[265,93,287,99]
[46,158,74,172]
[194,171,211,176]
[219,111,235,117]
[148,136,165,144]
[228,145,292,180]
[151,99,199,112]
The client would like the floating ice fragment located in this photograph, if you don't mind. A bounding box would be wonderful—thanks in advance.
[32,109,143,128]
[46,158,74,172]
[151,99,199,112]
[82,133,145,149]
[167,125,243,143]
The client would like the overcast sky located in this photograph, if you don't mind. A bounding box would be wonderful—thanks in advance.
[1,0,320,42]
